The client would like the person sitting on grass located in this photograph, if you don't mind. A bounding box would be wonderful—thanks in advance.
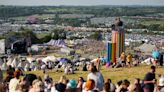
[77,77,85,91]
[82,79,98,92]
[116,79,130,92]
[128,78,143,92]
[155,74,164,92]
[9,70,21,92]
[102,82,111,92]
[51,82,66,92]
[66,79,81,92]
[105,79,116,92]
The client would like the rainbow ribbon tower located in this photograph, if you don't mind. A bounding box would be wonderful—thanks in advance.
[107,27,125,63]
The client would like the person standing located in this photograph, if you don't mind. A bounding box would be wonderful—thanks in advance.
[159,54,163,66]
[87,65,104,91]
[127,53,132,67]
[143,66,156,92]
[120,52,126,67]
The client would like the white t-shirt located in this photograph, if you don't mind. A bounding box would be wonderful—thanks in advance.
[9,78,20,92]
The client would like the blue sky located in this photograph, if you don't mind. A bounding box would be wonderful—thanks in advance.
[0,0,164,6]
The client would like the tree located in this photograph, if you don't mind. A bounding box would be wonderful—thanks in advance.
[40,35,51,43]
[148,24,160,31]
[159,25,164,31]
[51,30,59,40]
[20,28,39,44]
[51,29,66,40]
[89,32,102,40]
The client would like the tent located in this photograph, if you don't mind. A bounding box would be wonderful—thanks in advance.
[60,47,75,55]
[141,57,155,65]
[26,57,35,64]
[1,62,7,70]
[31,45,40,52]
[24,63,30,71]
[46,39,67,47]
[11,58,19,68]
[42,56,57,63]
[17,62,23,68]
[17,61,26,68]
[7,57,13,66]
[135,43,157,55]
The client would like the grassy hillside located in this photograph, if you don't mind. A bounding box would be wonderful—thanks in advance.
[24,65,164,84]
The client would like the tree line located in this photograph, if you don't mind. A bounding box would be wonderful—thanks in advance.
[0,5,164,18]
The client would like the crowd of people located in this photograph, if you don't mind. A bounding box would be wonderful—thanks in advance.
[111,51,163,68]
[0,61,164,92]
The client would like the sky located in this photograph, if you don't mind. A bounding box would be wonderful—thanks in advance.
[0,0,164,6]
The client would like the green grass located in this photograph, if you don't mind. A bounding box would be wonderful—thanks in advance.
[141,20,164,25]
[23,65,164,84]
[45,8,68,13]
[36,33,50,39]
[10,14,55,21]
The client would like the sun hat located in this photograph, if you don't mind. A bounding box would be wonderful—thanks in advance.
[68,79,76,88]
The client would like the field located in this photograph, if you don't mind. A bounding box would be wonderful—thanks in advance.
[11,14,56,20]
[141,20,164,25]
[24,65,164,84]
[36,33,50,39]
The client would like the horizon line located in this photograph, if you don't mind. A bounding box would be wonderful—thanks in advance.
[0,4,164,7]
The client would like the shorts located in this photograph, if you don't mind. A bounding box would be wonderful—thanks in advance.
[122,61,126,64]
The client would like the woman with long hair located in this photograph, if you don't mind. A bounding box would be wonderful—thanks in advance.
[87,64,104,91]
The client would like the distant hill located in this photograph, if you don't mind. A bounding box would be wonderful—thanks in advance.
[0,5,164,18]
